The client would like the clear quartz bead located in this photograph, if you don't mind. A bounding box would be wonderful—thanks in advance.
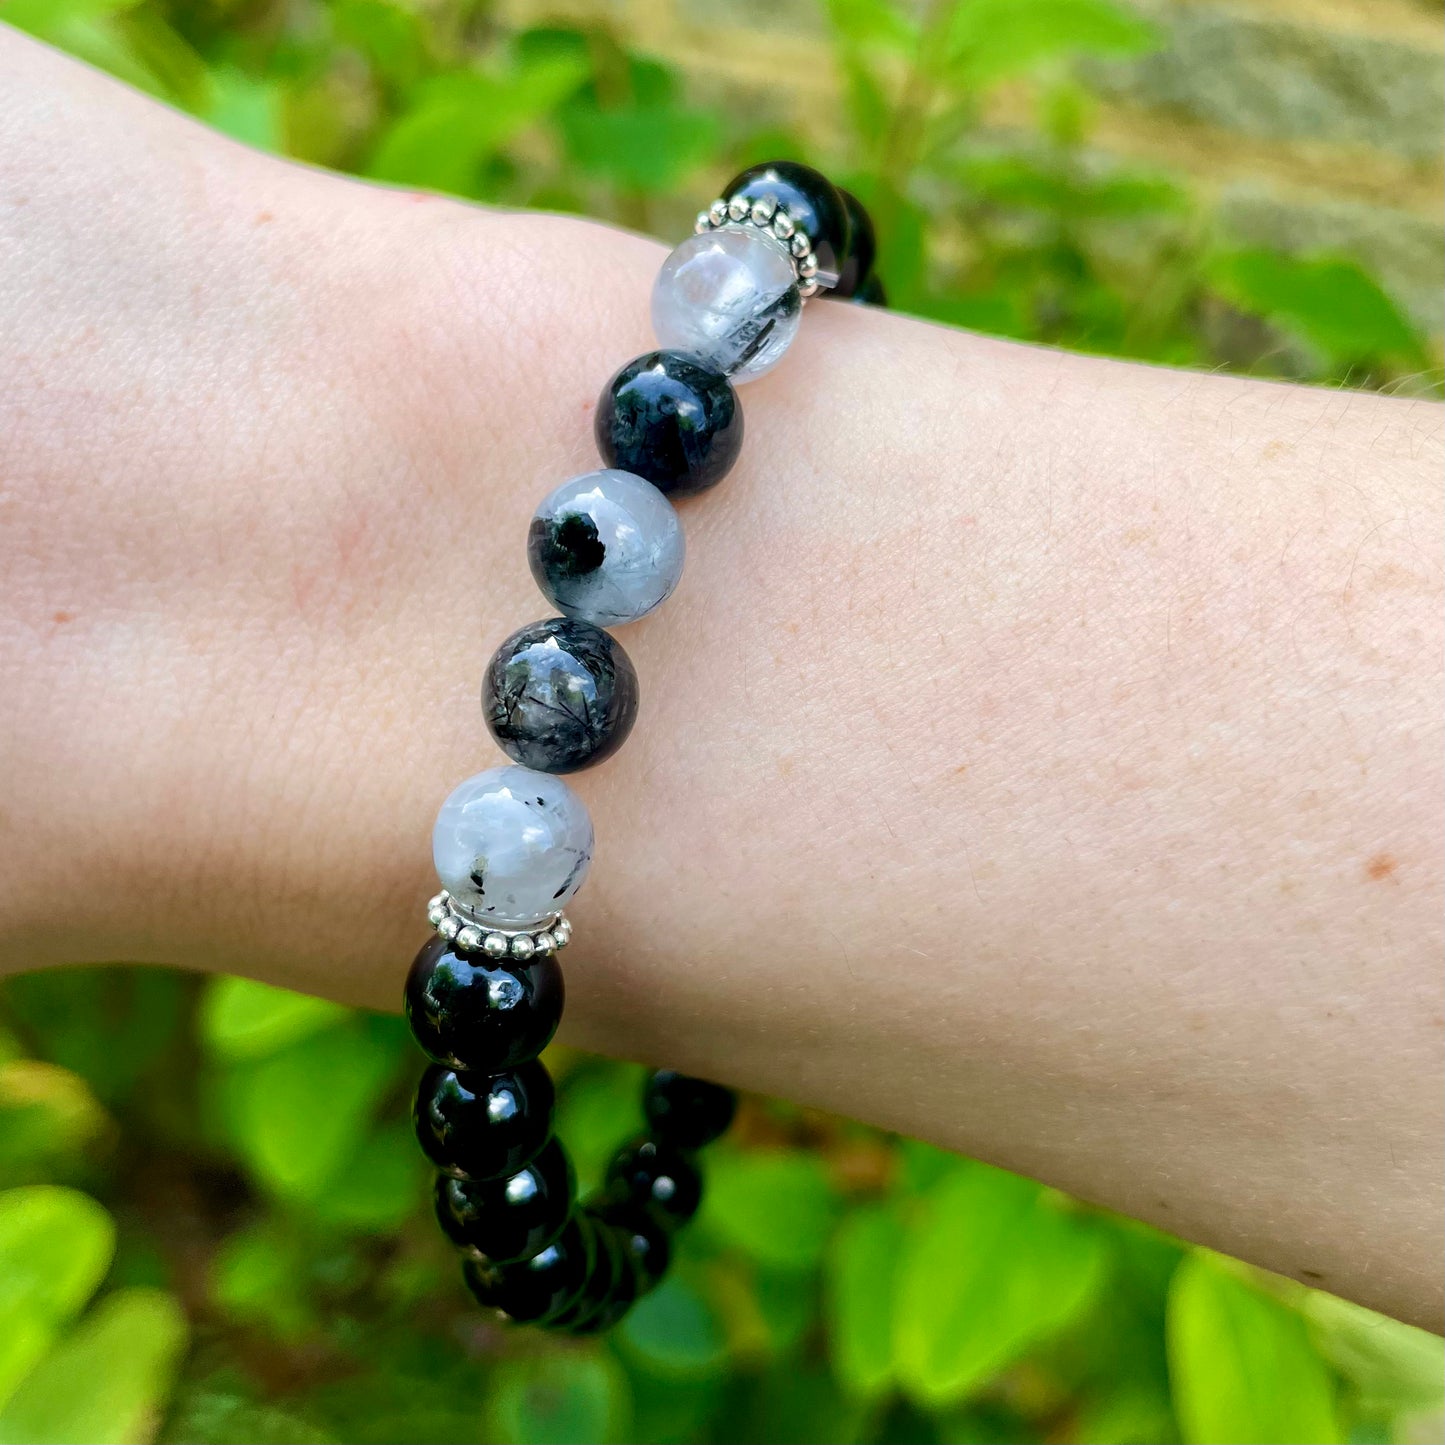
[432,767,593,928]
[651,227,802,381]
[528,469,684,627]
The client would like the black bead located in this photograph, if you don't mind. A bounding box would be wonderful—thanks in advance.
[483,617,638,774]
[547,1218,635,1335]
[595,350,742,498]
[435,1136,574,1264]
[604,1135,703,1231]
[722,160,851,287]
[414,1059,554,1180]
[462,1210,593,1323]
[404,935,564,1073]
[831,188,877,300]
[851,273,887,308]
[567,1231,639,1335]
[642,1070,738,1151]
[590,1197,671,1294]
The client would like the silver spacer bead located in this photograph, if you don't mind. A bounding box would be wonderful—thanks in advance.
[456,924,484,952]
[533,930,557,954]
[426,903,448,927]
[708,198,728,227]
[552,916,572,947]
[790,233,810,259]
[694,211,712,234]
[425,894,573,958]
[509,934,536,961]
[800,279,821,298]
[483,932,509,959]
[727,196,749,222]
[750,195,777,225]
[798,252,819,279]
[437,914,462,943]
[772,212,795,241]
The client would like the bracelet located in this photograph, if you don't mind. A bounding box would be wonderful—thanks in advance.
[403,160,883,1336]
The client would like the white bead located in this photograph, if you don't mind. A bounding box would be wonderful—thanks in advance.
[432,767,594,929]
[651,227,802,382]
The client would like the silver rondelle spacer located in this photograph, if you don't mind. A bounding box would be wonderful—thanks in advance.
[427,895,572,957]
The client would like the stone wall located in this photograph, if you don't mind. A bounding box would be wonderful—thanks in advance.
[504,0,1444,333]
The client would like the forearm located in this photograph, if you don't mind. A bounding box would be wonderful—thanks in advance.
[2,27,1441,1326]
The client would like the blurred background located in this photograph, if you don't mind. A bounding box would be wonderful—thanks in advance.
[0,1,1441,1442]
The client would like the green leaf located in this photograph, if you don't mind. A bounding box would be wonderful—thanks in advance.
[619,1275,729,1379]
[892,1163,1108,1406]
[0,1061,109,1179]
[200,977,347,1062]
[367,55,589,193]
[552,1062,646,1197]
[0,1287,187,1445]
[487,1353,631,1445]
[1167,1251,1342,1444]
[700,1151,840,1271]
[944,0,1157,88]
[559,102,721,193]
[305,1122,422,1233]
[0,0,139,31]
[1304,1290,1445,1415]
[203,69,283,152]
[826,0,916,51]
[218,1021,396,1203]
[0,1186,115,1410]
[1209,250,1425,367]
[210,1222,315,1342]
[827,1204,901,1399]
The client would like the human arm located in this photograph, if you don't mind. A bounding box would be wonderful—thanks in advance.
[2,27,1440,1327]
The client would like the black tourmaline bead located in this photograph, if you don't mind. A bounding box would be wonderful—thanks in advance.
[567,1229,639,1335]
[463,1210,593,1323]
[595,350,742,498]
[604,1135,703,1231]
[642,1070,737,1151]
[851,273,887,307]
[435,1136,574,1263]
[547,1218,635,1334]
[722,160,851,287]
[590,1197,671,1295]
[415,1059,554,1180]
[483,618,638,774]
[404,936,564,1073]
[831,188,877,300]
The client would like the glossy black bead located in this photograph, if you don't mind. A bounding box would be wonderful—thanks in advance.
[604,1135,703,1231]
[831,188,877,300]
[462,1210,592,1323]
[404,935,564,1073]
[590,1197,671,1295]
[851,272,887,308]
[642,1070,737,1151]
[722,160,851,286]
[483,617,639,773]
[595,350,742,498]
[415,1059,554,1180]
[435,1136,574,1263]
[567,1228,639,1335]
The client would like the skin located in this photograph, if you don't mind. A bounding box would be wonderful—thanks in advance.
[2,28,1441,1328]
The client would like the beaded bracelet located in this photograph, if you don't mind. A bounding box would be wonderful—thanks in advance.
[403,161,883,1335]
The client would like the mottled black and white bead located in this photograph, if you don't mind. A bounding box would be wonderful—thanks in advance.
[528,470,684,628]
[414,1059,554,1180]
[483,618,639,774]
[436,1136,574,1264]
[595,350,743,498]
[432,766,592,927]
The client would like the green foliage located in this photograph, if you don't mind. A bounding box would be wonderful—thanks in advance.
[0,0,1440,1439]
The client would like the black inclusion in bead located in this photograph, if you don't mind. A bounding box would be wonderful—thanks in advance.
[414,1059,554,1180]
[483,618,638,774]
[722,160,851,287]
[590,1197,671,1295]
[595,350,742,499]
[435,1135,574,1264]
[604,1135,703,1231]
[463,1210,593,1323]
[404,935,564,1073]
[642,1070,738,1151]
[831,188,878,300]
